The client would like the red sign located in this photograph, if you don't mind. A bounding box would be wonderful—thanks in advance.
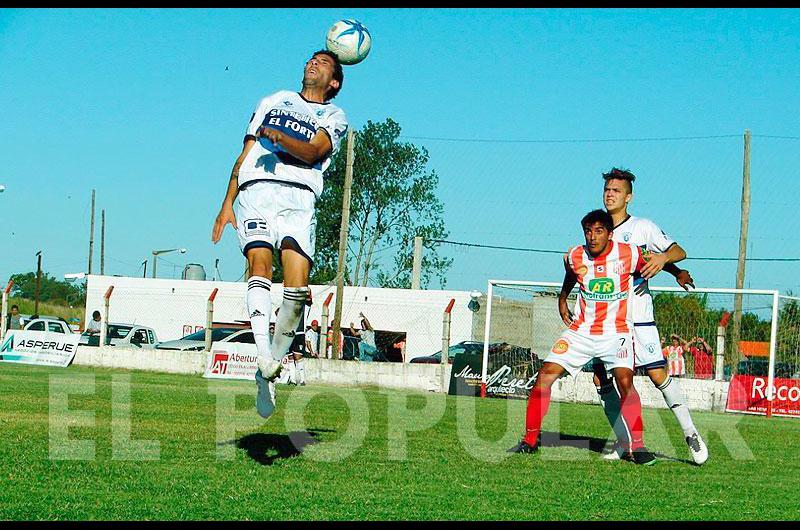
[726,375,800,418]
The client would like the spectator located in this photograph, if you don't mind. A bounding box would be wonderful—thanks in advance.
[306,320,320,358]
[326,320,344,359]
[686,336,714,380]
[86,311,102,335]
[350,312,377,362]
[7,304,22,331]
[663,334,687,377]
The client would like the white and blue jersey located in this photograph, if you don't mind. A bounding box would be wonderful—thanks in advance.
[611,215,676,324]
[237,90,348,197]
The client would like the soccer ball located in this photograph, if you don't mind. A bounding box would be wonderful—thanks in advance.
[325,19,372,65]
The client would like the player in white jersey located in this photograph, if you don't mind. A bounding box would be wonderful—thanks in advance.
[510,210,657,465]
[211,50,348,419]
[595,167,708,465]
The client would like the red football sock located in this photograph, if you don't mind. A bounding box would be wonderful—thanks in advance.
[523,386,552,445]
[620,390,645,450]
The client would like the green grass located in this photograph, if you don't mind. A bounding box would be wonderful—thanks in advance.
[8,297,85,323]
[1,362,799,520]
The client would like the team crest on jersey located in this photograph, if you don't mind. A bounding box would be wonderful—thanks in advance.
[613,261,626,275]
[316,109,325,117]
[551,339,570,355]
[623,232,632,242]
[616,347,629,359]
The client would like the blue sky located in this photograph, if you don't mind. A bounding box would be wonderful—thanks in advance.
[1,8,799,295]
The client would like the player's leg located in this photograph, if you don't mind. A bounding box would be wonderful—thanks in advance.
[245,247,283,379]
[508,361,565,453]
[294,352,306,385]
[611,366,655,465]
[510,331,587,454]
[637,325,708,465]
[592,361,630,456]
[646,365,708,465]
[270,243,311,362]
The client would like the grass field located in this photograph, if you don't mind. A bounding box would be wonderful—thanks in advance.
[1,362,799,520]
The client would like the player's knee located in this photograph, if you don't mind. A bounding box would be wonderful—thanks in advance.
[647,367,668,386]
[246,248,273,278]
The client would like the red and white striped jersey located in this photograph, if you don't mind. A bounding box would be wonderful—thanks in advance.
[565,241,646,336]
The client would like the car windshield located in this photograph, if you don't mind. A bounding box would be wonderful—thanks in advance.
[181,328,239,341]
[108,325,133,339]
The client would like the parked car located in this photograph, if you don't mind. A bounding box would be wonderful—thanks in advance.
[23,317,74,335]
[410,341,533,365]
[79,323,158,348]
[155,327,254,351]
[410,340,485,364]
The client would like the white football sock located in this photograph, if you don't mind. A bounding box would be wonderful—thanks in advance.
[658,376,697,437]
[271,287,309,361]
[246,276,272,363]
[296,358,305,384]
[597,382,630,446]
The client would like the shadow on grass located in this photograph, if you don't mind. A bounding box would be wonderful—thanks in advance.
[231,429,335,466]
[539,431,695,465]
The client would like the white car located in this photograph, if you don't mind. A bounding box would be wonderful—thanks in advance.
[155,327,254,351]
[79,323,158,348]
[23,317,74,335]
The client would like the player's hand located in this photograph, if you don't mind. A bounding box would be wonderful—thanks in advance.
[212,204,237,244]
[558,297,574,327]
[258,126,283,145]
[676,269,695,291]
[639,252,669,279]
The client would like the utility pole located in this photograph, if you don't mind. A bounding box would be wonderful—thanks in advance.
[333,129,355,360]
[34,251,42,315]
[731,129,751,369]
[142,260,147,279]
[411,236,423,289]
[87,189,95,275]
[100,209,105,275]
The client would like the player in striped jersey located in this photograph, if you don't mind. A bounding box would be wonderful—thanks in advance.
[509,209,657,465]
[596,167,708,465]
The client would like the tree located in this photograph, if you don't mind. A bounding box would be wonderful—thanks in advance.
[9,271,86,306]
[312,118,452,288]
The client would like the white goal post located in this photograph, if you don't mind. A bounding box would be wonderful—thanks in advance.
[481,279,782,412]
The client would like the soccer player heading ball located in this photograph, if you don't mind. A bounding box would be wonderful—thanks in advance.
[211,50,348,419]
[509,209,657,465]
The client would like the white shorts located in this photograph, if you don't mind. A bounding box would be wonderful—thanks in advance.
[631,324,667,369]
[544,329,635,377]
[236,180,316,262]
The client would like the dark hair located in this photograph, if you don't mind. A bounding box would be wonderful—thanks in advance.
[11,304,18,310]
[312,49,344,101]
[92,310,101,319]
[581,209,614,232]
[602,167,636,193]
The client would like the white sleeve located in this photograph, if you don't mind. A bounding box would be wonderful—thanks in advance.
[245,92,281,138]
[317,107,349,156]
[644,219,676,253]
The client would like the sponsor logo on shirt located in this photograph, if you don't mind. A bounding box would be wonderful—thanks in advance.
[583,278,627,301]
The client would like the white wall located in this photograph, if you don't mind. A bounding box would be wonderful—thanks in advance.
[85,275,476,361]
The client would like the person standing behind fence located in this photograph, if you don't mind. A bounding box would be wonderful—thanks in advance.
[664,334,687,377]
[7,305,22,331]
[211,49,347,420]
[685,336,714,379]
[86,311,102,335]
[306,319,320,358]
[351,312,377,362]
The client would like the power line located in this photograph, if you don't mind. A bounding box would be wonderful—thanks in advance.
[400,134,741,144]
[431,239,800,262]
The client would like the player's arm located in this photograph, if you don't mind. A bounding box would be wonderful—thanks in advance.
[258,127,332,166]
[211,137,257,243]
[639,242,687,279]
[558,255,578,327]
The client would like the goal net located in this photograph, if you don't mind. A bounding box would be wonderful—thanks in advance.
[481,280,788,414]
